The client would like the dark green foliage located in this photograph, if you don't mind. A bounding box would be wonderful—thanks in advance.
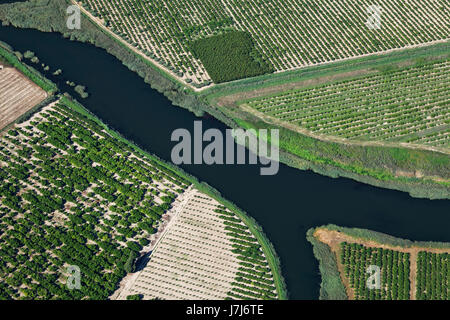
[0,0,226,119]
[416,252,448,300]
[191,31,273,83]
[340,242,410,300]
[124,252,137,273]
[0,99,190,300]
[217,208,277,300]
[306,228,347,300]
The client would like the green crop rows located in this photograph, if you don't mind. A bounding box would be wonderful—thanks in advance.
[216,206,278,300]
[247,60,450,149]
[0,100,190,299]
[190,31,273,83]
[80,0,449,86]
[340,242,410,300]
[416,252,449,300]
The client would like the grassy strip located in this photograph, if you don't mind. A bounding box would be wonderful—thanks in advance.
[237,56,450,105]
[1,1,449,200]
[318,224,450,250]
[206,191,288,300]
[0,43,57,93]
[306,228,347,300]
[233,118,450,198]
[75,6,190,93]
[60,95,288,300]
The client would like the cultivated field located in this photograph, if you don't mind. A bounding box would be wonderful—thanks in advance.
[340,242,411,300]
[245,59,450,151]
[123,189,278,300]
[0,67,47,130]
[416,252,448,300]
[0,99,190,299]
[0,98,280,300]
[78,0,449,85]
[314,227,450,300]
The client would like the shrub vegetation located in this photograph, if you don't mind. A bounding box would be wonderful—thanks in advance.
[190,31,273,83]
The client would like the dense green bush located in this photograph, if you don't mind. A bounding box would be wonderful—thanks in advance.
[191,31,273,83]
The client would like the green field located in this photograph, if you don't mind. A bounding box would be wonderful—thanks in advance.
[190,31,273,83]
[245,59,450,150]
[0,99,190,299]
[340,242,410,300]
[0,97,287,300]
[416,252,449,300]
[1,0,448,199]
[80,0,449,86]
[308,225,450,300]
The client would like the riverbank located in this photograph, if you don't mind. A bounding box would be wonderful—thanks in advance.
[308,225,450,300]
[0,0,448,199]
[2,22,450,299]
[62,95,288,300]
[0,38,287,299]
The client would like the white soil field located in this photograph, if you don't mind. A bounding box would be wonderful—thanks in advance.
[118,189,242,300]
[0,67,47,130]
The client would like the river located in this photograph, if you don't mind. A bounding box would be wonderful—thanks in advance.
[0,25,448,299]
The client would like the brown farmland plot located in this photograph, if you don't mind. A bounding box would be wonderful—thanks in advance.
[0,67,47,130]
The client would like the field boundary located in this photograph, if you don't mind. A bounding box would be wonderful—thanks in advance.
[203,41,450,100]
[72,0,449,93]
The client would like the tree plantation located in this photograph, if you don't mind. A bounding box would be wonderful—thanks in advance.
[190,31,273,83]
[312,227,450,300]
[416,252,449,300]
[246,59,450,151]
[340,242,410,300]
[0,97,281,300]
[0,98,191,299]
[78,0,449,86]
[123,192,278,300]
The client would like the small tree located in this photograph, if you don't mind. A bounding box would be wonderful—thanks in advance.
[124,252,137,273]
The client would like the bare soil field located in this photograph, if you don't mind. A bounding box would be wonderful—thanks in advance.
[314,228,450,300]
[0,67,47,130]
[115,188,278,300]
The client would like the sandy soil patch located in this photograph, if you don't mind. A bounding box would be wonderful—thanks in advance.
[112,188,242,300]
[0,67,47,130]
